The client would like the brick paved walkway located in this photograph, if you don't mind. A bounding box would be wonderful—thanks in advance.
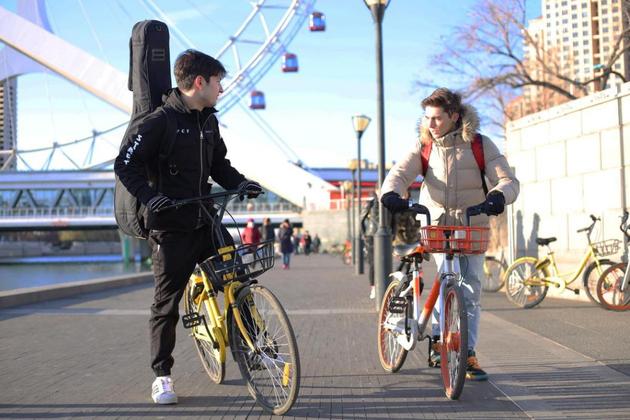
[1,254,629,419]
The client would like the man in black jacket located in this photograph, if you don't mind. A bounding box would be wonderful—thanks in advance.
[114,49,261,405]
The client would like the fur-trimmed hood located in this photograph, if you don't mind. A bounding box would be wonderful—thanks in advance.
[418,104,480,145]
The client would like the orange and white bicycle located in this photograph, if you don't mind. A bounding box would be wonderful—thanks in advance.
[377,204,490,400]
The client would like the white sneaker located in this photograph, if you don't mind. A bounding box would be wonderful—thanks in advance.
[151,376,178,404]
[369,287,376,299]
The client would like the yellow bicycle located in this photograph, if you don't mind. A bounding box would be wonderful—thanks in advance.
[504,215,618,308]
[163,189,300,415]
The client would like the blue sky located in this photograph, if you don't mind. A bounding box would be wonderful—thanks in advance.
[1,0,541,169]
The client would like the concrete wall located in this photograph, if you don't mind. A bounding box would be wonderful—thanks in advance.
[506,82,630,266]
[302,209,351,252]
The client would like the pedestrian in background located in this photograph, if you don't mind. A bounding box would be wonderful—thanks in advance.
[278,219,294,269]
[312,234,321,253]
[292,228,301,255]
[302,230,312,255]
[241,218,261,245]
[260,217,275,242]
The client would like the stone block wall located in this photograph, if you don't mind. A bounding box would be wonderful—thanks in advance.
[506,83,630,267]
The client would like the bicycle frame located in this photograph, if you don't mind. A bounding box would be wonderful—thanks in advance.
[384,253,460,352]
[190,269,260,363]
[535,244,599,292]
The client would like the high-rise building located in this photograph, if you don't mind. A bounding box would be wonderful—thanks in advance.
[519,0,629,117]
[0,77,17,170]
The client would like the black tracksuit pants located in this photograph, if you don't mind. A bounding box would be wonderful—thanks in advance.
[148,224,232,377]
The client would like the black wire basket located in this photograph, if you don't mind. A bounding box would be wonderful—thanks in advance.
[592,239,620,257]
[199,239,275,285]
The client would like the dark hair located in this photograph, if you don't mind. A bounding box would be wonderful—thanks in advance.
[174,49,226,90]
[421,88,463,116]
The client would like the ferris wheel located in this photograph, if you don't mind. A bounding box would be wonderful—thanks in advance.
[0,0,326,171]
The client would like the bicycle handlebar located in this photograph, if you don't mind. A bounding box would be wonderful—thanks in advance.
[577,214,600,238]
[154,188,265,213]
[621,210,629,240]
[406,203,431,226]
[466,203,492,226]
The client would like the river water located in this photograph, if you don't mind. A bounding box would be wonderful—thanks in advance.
[0,256,151,292]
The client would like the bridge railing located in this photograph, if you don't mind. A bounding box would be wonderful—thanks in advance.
[0,202,302,218]
[0,207,114,218]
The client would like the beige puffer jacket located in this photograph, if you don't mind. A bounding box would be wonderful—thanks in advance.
[382,105,519,227]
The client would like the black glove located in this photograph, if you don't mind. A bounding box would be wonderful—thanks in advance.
[147,194,174,213]
[484,191,505,216]
[238,180,263,200]
[381,191,409,212]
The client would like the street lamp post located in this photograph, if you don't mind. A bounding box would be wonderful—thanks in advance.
[363,0,391,308]
[352,115,371,275]
[348,160,358,265]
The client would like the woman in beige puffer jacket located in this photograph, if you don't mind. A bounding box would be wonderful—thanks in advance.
[380,88,519,381]
[382,105,519,227]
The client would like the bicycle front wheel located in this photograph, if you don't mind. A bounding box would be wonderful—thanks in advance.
[377,279,408,372]
[504,257,549,308]
[229,285,300,415]
[440,283,468,400]
[183,280,225,384]
[482,256,507,293]
[596,263,630,311]
[582,259,616,304]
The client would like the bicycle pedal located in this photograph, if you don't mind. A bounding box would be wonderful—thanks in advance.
[388,297,407,314]
[182,312,204,329]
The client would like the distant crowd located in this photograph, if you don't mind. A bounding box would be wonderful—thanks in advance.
[240,217,321,269]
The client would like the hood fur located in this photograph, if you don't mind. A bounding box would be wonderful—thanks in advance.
[418,104,480,145]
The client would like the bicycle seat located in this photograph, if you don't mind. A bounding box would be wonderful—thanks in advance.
[393,243,422,257]
[536,237,557,246]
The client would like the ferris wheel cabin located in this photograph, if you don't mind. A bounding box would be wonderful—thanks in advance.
[309,12,326,32]
[249,90,266,110]
[282,53,299,73]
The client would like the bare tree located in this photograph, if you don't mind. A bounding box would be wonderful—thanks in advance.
[416,0,630,123]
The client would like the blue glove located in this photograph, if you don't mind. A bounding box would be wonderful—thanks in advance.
[147,194,174,213]
[381,191,409,212]
[238,180,263,200]
[484,191,505,216]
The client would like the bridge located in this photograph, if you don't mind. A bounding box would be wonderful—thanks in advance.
[0,0,337,211]
[0,170,302,231]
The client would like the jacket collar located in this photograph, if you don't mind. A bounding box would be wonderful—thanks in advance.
[418,104,480,145]
[163,88,218,117]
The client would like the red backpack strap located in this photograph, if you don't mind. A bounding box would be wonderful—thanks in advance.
[471,133,488,195]
[420,141,432,177]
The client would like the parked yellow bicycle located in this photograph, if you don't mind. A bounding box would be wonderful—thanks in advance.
[161,188,300,415]
[504,215,618,308]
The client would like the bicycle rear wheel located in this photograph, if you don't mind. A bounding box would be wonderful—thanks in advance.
[230,285,300,415]
[596,263,630,311]
[183,280,225,384]
[377,279,408,372]
[482,256,507,292]
[504,257,549,308]
[582,259,616,304]
[440,282,468,400]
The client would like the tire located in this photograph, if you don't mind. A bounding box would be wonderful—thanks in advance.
[440,282,468,400]
[582,259,616,304]
[377,279,408,372]
[596,263,630,311]
[229,285,300,415]
[183,280,225,384]
[504,257,549,309]
[482,256,507,292]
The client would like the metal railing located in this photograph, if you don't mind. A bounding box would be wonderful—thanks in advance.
[0,202,302,219]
